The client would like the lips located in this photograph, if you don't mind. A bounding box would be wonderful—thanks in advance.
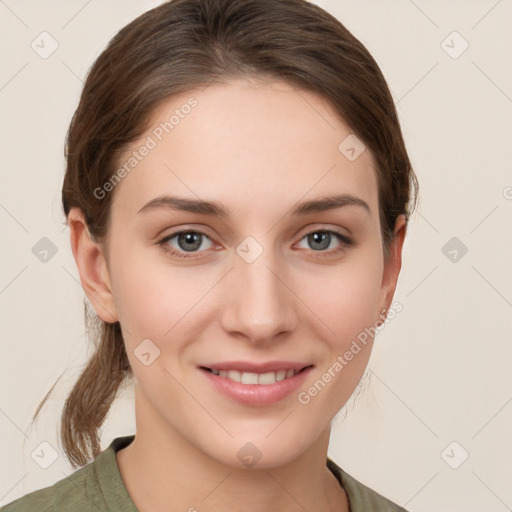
[199,361,314,406]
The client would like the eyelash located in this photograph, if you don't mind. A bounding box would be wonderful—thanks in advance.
[157,228,353,260]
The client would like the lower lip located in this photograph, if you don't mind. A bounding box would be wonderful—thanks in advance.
[200,366,313,406]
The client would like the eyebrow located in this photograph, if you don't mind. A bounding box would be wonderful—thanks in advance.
[136,193,370,217]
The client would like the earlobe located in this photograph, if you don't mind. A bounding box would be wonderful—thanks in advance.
[67,207,119,323]
[379,214,407,314]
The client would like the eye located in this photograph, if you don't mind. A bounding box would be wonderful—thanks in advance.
[296,229,353,256]
[157,227,353,260]
[158,230,215,258]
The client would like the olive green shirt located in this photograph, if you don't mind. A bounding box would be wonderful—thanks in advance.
[2,435,408,511]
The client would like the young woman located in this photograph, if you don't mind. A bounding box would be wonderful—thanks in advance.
[2,0,418,510]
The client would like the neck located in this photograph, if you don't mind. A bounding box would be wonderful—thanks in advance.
[116,387,349,512]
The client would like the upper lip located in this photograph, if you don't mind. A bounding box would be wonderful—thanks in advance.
[200,361,313,373]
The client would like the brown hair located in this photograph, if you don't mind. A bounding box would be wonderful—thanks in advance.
[33,0,418,468]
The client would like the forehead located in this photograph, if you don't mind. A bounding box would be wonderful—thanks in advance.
[110,78,379,220]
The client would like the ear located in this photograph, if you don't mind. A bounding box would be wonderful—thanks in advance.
[378,214,407,315]
[67,207,119,323]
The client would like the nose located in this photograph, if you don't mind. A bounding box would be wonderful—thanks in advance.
[219,242,298,346]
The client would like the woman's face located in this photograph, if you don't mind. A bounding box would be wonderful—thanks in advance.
[88,78,404,468]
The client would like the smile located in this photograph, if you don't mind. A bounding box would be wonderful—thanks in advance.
[199,364,314,406]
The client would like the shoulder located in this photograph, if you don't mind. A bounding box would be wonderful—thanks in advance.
[1,436,137,512]
[327,458,409,512]
[1,462,97,512]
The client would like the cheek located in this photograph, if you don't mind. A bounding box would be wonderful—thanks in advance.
[108,244,210,345]
[303,248,384,342]
[295,258,383,414]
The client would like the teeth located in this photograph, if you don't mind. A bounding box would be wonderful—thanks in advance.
[241,372,259,385]
[212,368,300,385]
[228,370,241,382]
[258,372,277,385]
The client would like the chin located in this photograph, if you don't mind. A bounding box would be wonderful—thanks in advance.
[198,424,320,471]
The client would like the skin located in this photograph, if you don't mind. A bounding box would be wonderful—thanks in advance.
[68,77,406,512]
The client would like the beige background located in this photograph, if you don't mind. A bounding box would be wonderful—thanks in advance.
[1,1,511,510]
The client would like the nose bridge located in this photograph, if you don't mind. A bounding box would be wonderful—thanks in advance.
[222,235,296,343]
